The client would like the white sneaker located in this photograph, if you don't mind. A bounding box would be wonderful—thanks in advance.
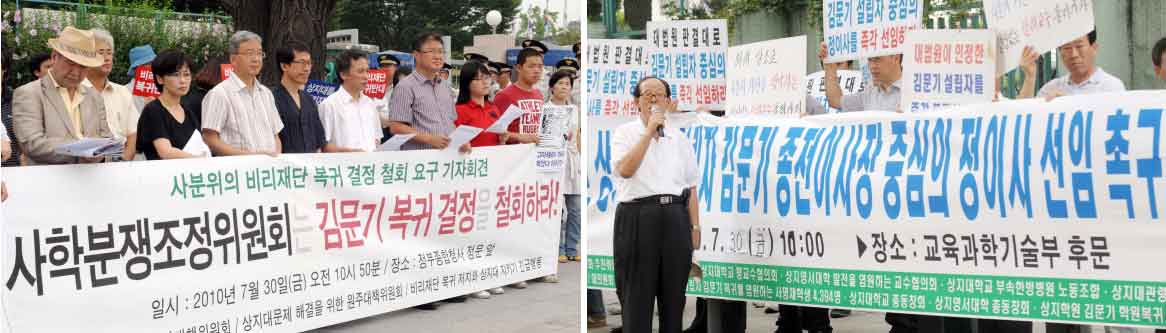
[510,281,528,289]
[488,287,505,294]
[470,290,491,299]
[539,275,560,283]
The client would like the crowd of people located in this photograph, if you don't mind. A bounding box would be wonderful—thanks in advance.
[0,25,583,316]
[592,28,1166,333]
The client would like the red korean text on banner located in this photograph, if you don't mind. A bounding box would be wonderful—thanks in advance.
[131,65,161,97]
[363,69,388,99]
[220,64,235,81]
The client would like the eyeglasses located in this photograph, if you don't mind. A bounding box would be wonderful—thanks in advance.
[638,92,670,101]
[235,50,266,59]
[291,60,312,67]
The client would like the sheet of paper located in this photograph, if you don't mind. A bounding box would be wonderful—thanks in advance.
[485,105,524,134]
[445,126,483,152]
[181,131,211,157]
[377,133,416,152]
[53,138,124,157]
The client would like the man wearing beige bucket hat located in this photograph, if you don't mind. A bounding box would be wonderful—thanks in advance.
[12,26,114,165]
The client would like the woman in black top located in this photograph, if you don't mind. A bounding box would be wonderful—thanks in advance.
[136,50,206,160]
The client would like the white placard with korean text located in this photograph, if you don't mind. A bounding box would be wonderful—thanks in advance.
[646,19,728,111]
[585,39,651,117]
[902,29,997,112]
[726,36,807,117]
[823,0,924,63]
[984,0,1094,74]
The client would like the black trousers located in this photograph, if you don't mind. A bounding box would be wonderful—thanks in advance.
[776,305,831,333]
[687,298,747,333]
[614,200,694,333]
[885,313,926,333]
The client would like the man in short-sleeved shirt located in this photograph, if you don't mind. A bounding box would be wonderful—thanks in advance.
[1038,30,1126,99]
[273,42,325,154]
[201,31,284,155]
[386,32,465,152]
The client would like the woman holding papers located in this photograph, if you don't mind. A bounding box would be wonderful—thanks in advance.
[454,61,512,147]
[451,60,511,298]
[546,70,582,264]
[135,50,209,160]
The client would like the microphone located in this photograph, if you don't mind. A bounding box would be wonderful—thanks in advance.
[652,101,671,137]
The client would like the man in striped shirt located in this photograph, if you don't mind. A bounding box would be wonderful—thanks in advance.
[201,30,284,156]
[387,31,469,153]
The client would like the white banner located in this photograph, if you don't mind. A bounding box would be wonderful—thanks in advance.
[984,0,1095,74]
[902,29,997,112]
[726,36,807,117]
[806,70,866,114]
[587,91,1166,327]
[1,145,563,332]
[585,39,651,117]
[646,19,728,111]
[823,0,924,63]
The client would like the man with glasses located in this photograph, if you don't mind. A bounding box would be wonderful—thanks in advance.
[386,31,469,153]
[272,41,325,154]
[201,30,284,157]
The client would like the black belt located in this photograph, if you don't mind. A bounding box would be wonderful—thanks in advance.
[626,194,685,206]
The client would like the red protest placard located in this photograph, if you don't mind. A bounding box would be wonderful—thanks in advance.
[363,69,388,99]
[220,64,234,81]
[131,65,161,97]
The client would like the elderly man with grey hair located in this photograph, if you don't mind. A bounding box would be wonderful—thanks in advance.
[201,30,283,156]
[82,28,140,160]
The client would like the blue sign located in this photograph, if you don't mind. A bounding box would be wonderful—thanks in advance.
[304,80,339,106]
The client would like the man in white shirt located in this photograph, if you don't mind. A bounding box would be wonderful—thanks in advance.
[610,76,700,333]
[1038,29,1126,99]
[84,28,139,161]
[201,30,284,156]
[319,50,382,153]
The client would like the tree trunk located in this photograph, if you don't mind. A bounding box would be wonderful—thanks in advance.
[221,0,337,87]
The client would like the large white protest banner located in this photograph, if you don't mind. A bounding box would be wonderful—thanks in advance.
[902,29,997,112]
[585,39,651,117]
[1,145,563,332]
[588,91,1166,328]
[984,0,1095,74]
[726,36,807,117]
[823,0,924,63]
[646,19,728,111]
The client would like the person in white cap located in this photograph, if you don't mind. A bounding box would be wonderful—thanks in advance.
[13,26,114,165]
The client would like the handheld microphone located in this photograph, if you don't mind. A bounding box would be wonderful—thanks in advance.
[651,98,665,138]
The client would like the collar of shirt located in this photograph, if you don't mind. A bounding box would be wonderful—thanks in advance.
[410,71,442,86]
[223,72,267,95]
[80,78,115,93]
[874,79,902,94]
[46,71,84,104]
[1067,67,1108,88]
[331,86,373,108]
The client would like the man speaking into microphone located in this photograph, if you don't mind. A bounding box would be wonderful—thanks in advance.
[610,76,701,332]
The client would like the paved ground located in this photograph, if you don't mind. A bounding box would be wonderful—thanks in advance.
[309,260,581,333]
[585,290,1157,333]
